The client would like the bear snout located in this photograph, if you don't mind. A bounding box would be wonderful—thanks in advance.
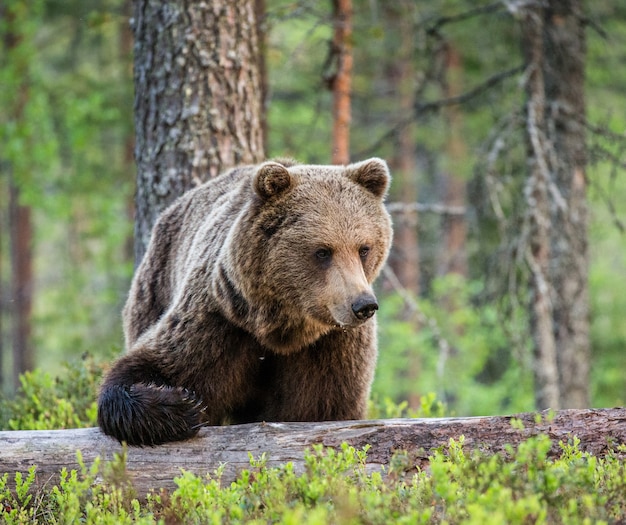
[351,293,379,321]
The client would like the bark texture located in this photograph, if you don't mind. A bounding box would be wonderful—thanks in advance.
[387,1,420,297]
[3,6,35,389]
[132,0,265,264]
[330,0,353,165]
[522,4,560,411]
[2,408,625,495]
[439,44,468,278]
[9,184,33,388]
[544,1,589,410]
[521,0,589,409]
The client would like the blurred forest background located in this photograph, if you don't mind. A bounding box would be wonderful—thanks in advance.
[1,0,625,418]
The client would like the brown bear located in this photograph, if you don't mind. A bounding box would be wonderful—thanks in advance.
[97,158,392,446]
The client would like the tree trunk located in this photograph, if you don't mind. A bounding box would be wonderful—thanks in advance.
[387,2,420,297]
[255,0,269,154]
[438,44,468,278]
[132,0,266,265]
[521,0,589,409]
[9,184,34,389]
[522,4,561,411]
[2,2,35,391]
[383,2,421,409]
[543,0,589,409]
[1,408,624,496]
[330,0,352,165]
[0,180,4,390]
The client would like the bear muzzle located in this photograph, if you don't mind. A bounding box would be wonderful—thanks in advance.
[351,293,379,321]
[328,291,379,327]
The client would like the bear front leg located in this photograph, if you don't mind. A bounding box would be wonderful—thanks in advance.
[98,306,264,446]
[266,326,378,422]
[97,350,204,446]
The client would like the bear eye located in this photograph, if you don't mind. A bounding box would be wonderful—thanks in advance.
[359,246,370,259]
[315,248,332,260]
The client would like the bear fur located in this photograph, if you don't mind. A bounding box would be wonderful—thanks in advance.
[97,158,393,446]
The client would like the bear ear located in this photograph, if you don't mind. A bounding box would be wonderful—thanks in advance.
[345,158,391,199]
[254,162,296,200]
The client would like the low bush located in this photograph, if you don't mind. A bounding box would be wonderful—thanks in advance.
[1,436,625,524]
[0,354,105,430]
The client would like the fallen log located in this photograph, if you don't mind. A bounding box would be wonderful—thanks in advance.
[1,407,624,495]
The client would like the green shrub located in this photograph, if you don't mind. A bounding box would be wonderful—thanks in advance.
[0,354,105,430]
[368,392,447,419]
[2,434,625,524]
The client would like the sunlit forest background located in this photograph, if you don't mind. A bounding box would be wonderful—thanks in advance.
[1,0,625,417]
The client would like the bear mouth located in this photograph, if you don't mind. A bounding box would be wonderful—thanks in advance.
[325,306,373,330]
[332,319,367,331]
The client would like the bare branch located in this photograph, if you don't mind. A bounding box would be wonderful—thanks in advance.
[423,2,505,35]
[386,202,465,216]
[414,65,524,116]
[476,109,525,234]
[584,119,626,149]
[356,64,523,159]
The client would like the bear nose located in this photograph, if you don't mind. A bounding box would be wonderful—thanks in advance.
[352,294,379,320]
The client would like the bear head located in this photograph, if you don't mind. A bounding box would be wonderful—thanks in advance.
[223,158,393,354]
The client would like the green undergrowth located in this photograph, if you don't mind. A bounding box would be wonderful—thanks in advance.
[2,437,626,524]
[0,354,105,431]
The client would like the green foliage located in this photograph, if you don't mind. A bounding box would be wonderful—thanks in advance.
[0,0,57,189]
[432,435,626,523]
[266,4,333,162]
[46,450,151,525]
[2,435,626,523]
[28,1,134,371]
[0,0,133,382]
[0,466,38,523]
[368,392,447,420]
[563,2,626,408]
[0,354,105,430]
[375,275,534,416]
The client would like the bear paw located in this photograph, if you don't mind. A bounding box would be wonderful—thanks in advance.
[97,383,204,446]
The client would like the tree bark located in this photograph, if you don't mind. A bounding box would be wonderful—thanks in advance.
[1,408,624,496]
[521,0,589,409]
[383,2,421,409]
[330,0,352,165]
[387,2,420,297]
[9,184,34,389]
[255,0,269,154]
[439,44,468,278]
[543,0,589,409]
[522,4,561,411]
[0,180,4,390]
[3,2,35,390]
[132,0,266,265]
